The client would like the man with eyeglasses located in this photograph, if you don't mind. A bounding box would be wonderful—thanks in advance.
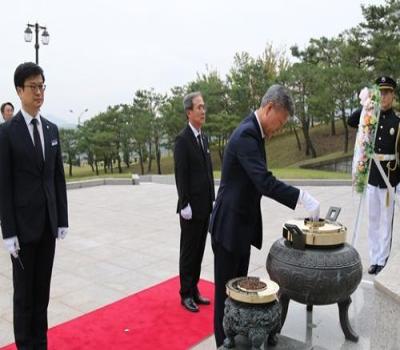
[1,102,14,122]
[0,62,68,349]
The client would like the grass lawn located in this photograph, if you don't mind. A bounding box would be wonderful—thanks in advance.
[270,168,350,179]
[65,164,350,182]
[65,165,132,182]
[212,168,350,180]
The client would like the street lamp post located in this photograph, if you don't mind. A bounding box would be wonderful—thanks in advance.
[69,108,88,126]
[24,23,50,64]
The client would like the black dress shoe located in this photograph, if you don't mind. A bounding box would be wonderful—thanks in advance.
[194,294,210,305]
[375,265,384,275]
[181,297,199,312]
[368,265,377,274]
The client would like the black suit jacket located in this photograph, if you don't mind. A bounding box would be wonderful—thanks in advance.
[174,125,215,220]
[348,107,400,187]
[209,113,300,255]
[0,111,68,243]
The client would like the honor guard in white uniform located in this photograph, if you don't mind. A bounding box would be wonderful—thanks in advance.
[348,76,400,275]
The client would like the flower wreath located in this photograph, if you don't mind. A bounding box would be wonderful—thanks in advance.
[352,86,381,193]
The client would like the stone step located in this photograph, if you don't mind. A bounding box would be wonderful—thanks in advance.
[216,334,326,349]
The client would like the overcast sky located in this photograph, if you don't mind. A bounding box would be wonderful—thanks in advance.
[0,0,384,125]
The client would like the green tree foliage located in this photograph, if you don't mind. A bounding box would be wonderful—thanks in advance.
[280,62,319,158]
[227,44,287,118]
[360,0,400,77]
[59,128,79,176]
[130,89,165,174]
[160,86,187,151]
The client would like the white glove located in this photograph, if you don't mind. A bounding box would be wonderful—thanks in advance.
[57,227,68,240]
[3,236,20,258]
[180,204,192,220]
[298,189,320,221]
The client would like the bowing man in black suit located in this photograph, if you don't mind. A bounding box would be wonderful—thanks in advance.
[0,62,68,350]
[174,92,215,313]
[209,85,320,348]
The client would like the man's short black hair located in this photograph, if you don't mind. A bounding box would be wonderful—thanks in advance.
[14,62,45,89]
[1,102,14,114]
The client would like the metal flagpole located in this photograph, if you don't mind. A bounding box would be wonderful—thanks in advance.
[351,191,366,246]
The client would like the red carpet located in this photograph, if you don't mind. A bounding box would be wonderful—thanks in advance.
[1,276,214,350]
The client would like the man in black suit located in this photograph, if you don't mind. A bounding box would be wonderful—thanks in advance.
[348,76,400,275]
[174,91,215,313]
[209,85,320,348]
[0,62,68,350]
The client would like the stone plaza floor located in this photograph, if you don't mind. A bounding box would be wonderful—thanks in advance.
[0,182,399,349]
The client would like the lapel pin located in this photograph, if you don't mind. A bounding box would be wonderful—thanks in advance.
[390,127,395,135]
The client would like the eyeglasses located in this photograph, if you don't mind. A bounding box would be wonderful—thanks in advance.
[23,84,46,92]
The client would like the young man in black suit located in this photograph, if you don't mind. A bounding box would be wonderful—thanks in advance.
[1,102,14,122]
[209,85,320,347]
[174,92,215,313]
[0,62,68,350]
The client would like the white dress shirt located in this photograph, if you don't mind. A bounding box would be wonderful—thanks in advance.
[21,109,45,160]
[254,111,265,139]
[188,122,204,148]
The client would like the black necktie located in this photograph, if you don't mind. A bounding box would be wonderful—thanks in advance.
[197,134,204,152]
[31,118,44,168]
[197,134,206,159]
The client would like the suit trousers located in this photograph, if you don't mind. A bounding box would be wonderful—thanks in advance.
[179,216,209,299]
[12,215,56,350]
[367,184,395,266]
[212,239,250,348]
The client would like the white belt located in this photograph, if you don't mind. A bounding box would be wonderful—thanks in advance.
[374,154,396,161]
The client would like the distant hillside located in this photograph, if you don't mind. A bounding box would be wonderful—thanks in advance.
[66,120,358,177]
[125,120,357,175]
[266,121,357,168]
